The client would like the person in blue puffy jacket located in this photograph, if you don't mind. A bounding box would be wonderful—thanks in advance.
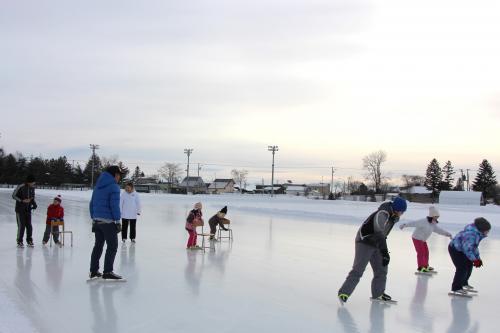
[89,166,124,281]
[448,217,491,294]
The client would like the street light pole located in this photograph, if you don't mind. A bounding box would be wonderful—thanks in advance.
[267,145,279,197]
[184,148,193,194]
[89,144,100,188]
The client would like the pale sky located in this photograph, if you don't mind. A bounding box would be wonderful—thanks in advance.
[1,0,499,185]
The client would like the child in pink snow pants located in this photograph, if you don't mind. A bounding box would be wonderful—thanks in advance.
[400,206,452,272]
[186,202,203,249]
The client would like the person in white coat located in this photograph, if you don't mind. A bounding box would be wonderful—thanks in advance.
[120,182,142,243]
[399,206,452,273]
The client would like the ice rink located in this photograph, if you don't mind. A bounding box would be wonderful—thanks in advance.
[0,189,498,333]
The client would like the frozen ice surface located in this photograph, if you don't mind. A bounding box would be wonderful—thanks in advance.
[0,189,498,333]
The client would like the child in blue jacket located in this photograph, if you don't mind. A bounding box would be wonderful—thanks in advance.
[448,217,491,295]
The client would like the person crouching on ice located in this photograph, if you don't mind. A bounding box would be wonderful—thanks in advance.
[208,206,228,241]
[338,197,407,304]
[399,206,452,273]
[42,195,64,246]
[448,217,491,296]
[186,202,203,250]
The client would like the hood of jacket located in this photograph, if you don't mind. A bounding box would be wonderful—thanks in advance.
[95,171,116,189]
[464,223,486,240]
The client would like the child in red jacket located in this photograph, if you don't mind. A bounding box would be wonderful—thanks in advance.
[42,195,64,245]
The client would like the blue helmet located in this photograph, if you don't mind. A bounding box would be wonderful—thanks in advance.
[392,197,407,212]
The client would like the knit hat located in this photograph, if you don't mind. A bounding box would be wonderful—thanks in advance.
[474,217,491,233]
[428,206,439,218]
[194,202,202,210]
[54,195,62,203]
[25,174,35,183]
[392,197,407,212]
[220,206,228,214]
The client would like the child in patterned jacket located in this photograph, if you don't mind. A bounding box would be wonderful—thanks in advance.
[448,217,491,295]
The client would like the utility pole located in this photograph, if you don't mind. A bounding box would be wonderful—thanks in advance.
[466,169,470,191]
[184,148,193,194]
[89,144,100,188]
[267,145,279,197]
[197,163,202,177]
[331,166,335,195]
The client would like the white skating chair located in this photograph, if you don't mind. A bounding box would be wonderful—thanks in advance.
[217,218,233,241]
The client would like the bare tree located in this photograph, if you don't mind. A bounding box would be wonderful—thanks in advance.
[101,155,119,168]
[158,163,183,185]
[231,169,249,193]
[362,150,387,193]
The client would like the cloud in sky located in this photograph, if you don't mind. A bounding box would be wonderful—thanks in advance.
[1,0,499,184]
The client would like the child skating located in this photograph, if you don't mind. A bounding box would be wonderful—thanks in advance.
[448,217,490,297]
[208,206,228,241]
[120,182,142,243]
[42,195,64,246]
[399,206,452,274]
[185,202,203,250]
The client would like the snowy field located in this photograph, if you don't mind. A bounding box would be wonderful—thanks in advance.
[0,188,499,333]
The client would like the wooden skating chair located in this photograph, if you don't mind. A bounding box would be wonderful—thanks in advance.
[217,218,233,241]
[50,219,73,247]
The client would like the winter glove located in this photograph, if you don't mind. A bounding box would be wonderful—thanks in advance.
[31,202,37,210]
[91,221,96,233]
[399,224,406,230]
[473,259,483,268]
[116,223,122,234]
[381,249,390,266]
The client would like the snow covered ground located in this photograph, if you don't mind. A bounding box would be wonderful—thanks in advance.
[0,188,498,333]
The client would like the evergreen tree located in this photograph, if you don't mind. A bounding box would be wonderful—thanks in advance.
[72,163,86,184]
[132,166,142,180]
[472,159,497,200]
[83,154,103,186]
[441,160,455,191]
[424,158,443,200]
[117,161,130,179]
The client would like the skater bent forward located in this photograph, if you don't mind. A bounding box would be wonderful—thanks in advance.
[338,197,407,304]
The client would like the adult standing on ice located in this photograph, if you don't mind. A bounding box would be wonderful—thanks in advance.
[448,217,490,296]
[338,197,407,304]
[120,182,142,243]
[12,174,37,248]
[399,206,452,273]
[89,165,124,281]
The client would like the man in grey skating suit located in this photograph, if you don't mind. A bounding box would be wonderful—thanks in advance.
[338,197,407,303]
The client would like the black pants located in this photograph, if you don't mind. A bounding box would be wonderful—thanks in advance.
[90,223,118,273]
[121,219,137,240]
[448,245,473,291]
[42,225,60,243]
[16,211,33,243]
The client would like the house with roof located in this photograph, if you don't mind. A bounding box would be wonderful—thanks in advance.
[208,179,235,194]
[178,176,207,194]
[285,184,309,196]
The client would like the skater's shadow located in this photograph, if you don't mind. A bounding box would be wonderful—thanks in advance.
[207,241,232,276]
[409,275,433,331]
[120,243,138,295]
[369,301,390,333]
[42,246,64,294]
[446,297,479,333]
[89,283,119,333]
[337,307,361,333]
[184,251,203,296]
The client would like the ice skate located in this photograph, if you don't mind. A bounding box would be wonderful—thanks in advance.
[87,271,103,282]
[415,266,433,276]
[448,289,472,298]
[370,293,397,304]
[131,239,136,243]
[338,293,349,306]
[463,285,478,293]
[102,272,126,282]
[27,241,34,248]
[17,242,24,248]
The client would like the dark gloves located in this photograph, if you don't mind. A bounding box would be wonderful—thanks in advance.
[91,221,96,233]
[31,202,37,210]
[381,249,390,266]
[222,227,228,231]
[473,259,483,268]
[116,223,122,233]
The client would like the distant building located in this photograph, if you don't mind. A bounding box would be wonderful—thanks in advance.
[285,185,308,196]
[255,184,286,195]
[307,183,331,197]
[133,177,161,193]
[208,179,235,194]
[179,176,207,194]
[439,191,482,206]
